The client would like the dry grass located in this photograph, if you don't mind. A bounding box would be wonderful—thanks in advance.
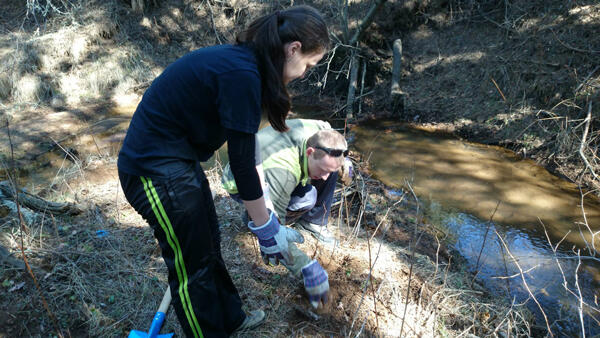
[0,153,532,337]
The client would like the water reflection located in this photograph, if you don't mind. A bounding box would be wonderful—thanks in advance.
[353,120,599,252]
[352,120,600,335]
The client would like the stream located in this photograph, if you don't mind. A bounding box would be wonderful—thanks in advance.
[351,119,600,336]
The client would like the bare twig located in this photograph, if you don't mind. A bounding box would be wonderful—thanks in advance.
[578,186,598,255]
[348,0,388,46]
[345,52,359,119]
[399,180,420,337]
[329,90,375,118]
[494,228,553,337]
[574,66,600,94]
[321,44,339,91]
[204,0,223,44]
[490,264,540,279]
[578,102,599,181]
[552,29,600,54]
[472,200,501,285]
[367,228,379,332]
[574,249,586,338]
[358,60,366,116]
[5,121,64,337]
[348,209,390,336]
[540,219,599,335]
[338,0,349,43]
[490,77,507,102]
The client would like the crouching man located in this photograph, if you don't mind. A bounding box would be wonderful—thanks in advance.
[221,119,351,306]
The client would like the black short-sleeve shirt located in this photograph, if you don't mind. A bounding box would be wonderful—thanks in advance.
[118,44,261,178]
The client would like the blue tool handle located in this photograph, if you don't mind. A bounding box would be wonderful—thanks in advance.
[148,311,166,337]
[149,287,171,338]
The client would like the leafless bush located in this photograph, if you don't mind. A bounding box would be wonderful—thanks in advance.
[26,0,79,21]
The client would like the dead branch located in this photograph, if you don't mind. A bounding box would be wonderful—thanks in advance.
[494,228,554,337]
[574,249,586,337]
[472,201,501,285]
[552,29,600,54]
[0,181,81,215]
[399,180,420,337]
[349,168,368,239]
[345,53,359,119]
[321,44,339,92]
[490,77,507,102]
[204,0,223,44]
[348,209,390,336]
[348,0,388,46]
[574,66,600,95]
[490,264,540,280]
[329,90,375,118]
[291,303,320,321]
[358,61,366,116]
[337,0,349,43]
[579,101,599,182]
[540,219,600,335]
[578,187,599,255]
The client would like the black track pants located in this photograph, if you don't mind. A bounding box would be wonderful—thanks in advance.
[119,164,245,337]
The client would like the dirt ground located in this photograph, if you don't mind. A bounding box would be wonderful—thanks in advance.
[1,0,597,336]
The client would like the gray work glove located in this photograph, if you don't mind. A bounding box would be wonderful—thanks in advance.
[282,243,312,278]
[248,210,305,266]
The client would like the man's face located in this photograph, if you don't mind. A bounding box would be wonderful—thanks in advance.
[307,149,342,181]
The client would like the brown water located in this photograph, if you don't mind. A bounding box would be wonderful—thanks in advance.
[352,119,600,336]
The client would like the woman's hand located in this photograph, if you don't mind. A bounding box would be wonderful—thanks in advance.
[248,210,305,266]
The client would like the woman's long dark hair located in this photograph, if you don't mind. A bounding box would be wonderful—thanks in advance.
[236,5,329,132]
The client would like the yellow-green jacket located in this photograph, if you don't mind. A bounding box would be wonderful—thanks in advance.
[222,119,332,224]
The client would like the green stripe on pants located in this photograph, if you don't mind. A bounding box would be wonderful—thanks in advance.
[141,176,203,338]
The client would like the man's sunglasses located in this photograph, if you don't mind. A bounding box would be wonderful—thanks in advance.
[315,146,349,157]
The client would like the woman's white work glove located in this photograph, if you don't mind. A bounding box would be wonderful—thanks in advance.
[301,260,330,308]
[248,210,304,266]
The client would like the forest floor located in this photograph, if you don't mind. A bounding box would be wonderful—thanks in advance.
[1,0,598,336]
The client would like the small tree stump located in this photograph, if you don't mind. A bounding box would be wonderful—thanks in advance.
[391,39,407,114]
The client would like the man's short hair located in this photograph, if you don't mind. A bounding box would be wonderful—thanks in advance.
[306,129,347,165]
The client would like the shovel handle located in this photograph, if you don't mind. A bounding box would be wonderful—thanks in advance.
[158,286,172,314]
